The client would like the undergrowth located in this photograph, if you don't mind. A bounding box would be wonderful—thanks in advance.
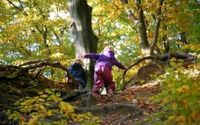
[142,64,200,125]
[3,89,100,125]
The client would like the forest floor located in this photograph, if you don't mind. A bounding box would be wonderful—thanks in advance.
[0,62,164,125]
[101,81,160,125]
[0,73,162,125]
[93,81,161,125]
[70,64,164,125]
[2,61,196,125]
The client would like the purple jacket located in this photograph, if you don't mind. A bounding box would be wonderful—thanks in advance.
[84,51,125,70]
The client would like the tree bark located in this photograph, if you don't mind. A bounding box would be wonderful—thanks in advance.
[150,0,164,55]
[68,0,97,58]
[162,24,170,53]
[135,0,149,51]
[68,0,98,88]
[122,0,149,54]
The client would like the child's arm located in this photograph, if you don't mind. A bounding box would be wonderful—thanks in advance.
[113,57,126,70]
[83,53,100,60]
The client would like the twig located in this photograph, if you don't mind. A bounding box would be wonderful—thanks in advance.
[123,56,155,84]
[20,60,78,84]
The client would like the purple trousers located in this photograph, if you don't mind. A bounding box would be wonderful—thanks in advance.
[93,65,115,95]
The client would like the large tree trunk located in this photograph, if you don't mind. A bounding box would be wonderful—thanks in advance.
[68,0,98,88]
[150,0,164,55]
[135,0,150,53]
[122,0,150,55]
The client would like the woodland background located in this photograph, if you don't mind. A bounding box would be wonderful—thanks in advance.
[0,0,199,125]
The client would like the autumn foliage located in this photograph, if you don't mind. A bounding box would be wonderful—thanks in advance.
[0,0,199,125]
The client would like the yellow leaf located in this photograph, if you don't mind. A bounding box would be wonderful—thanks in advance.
[176,115,186,124]
[172,102,177,110]
[47,111,53,116]
[143,112,149,116]
[51,52,64,58]
[39,105,45,111]
[19,116,25,123]
[191,111,200,122]
[177,85,190,93]
[27,116,39,125]
[168,115,175,121]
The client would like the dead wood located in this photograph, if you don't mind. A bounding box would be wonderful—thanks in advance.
[127,52,196,70]
[123,52,196,84]
[0,60,77,87]
[19,60,77,84]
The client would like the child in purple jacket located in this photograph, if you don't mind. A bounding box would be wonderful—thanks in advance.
[82,46,127,98]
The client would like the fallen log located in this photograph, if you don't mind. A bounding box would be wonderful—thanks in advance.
[123,52,196,84]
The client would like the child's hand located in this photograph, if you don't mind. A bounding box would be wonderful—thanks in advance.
[79,55,84,59]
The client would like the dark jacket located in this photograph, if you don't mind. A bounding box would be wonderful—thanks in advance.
[68,63,87,87]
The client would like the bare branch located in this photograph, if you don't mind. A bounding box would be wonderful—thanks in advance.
[52,28,62,44]
[127,10,138,21]
[6,0,28,16]
[19,60,78,84]
[6,0,20,10]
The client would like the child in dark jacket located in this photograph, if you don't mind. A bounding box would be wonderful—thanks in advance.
[82,46,127,97]
[67,59,87,90]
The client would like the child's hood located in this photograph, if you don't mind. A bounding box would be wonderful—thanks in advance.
[103,50,115,59]
[70,63,82,69]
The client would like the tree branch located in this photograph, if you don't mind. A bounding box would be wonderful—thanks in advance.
[19,60,78,84]
[6,0,52,58]
[123,56,155,84]
[123,52,196,84]
[6,0,28,16]
[52,27,62,45]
